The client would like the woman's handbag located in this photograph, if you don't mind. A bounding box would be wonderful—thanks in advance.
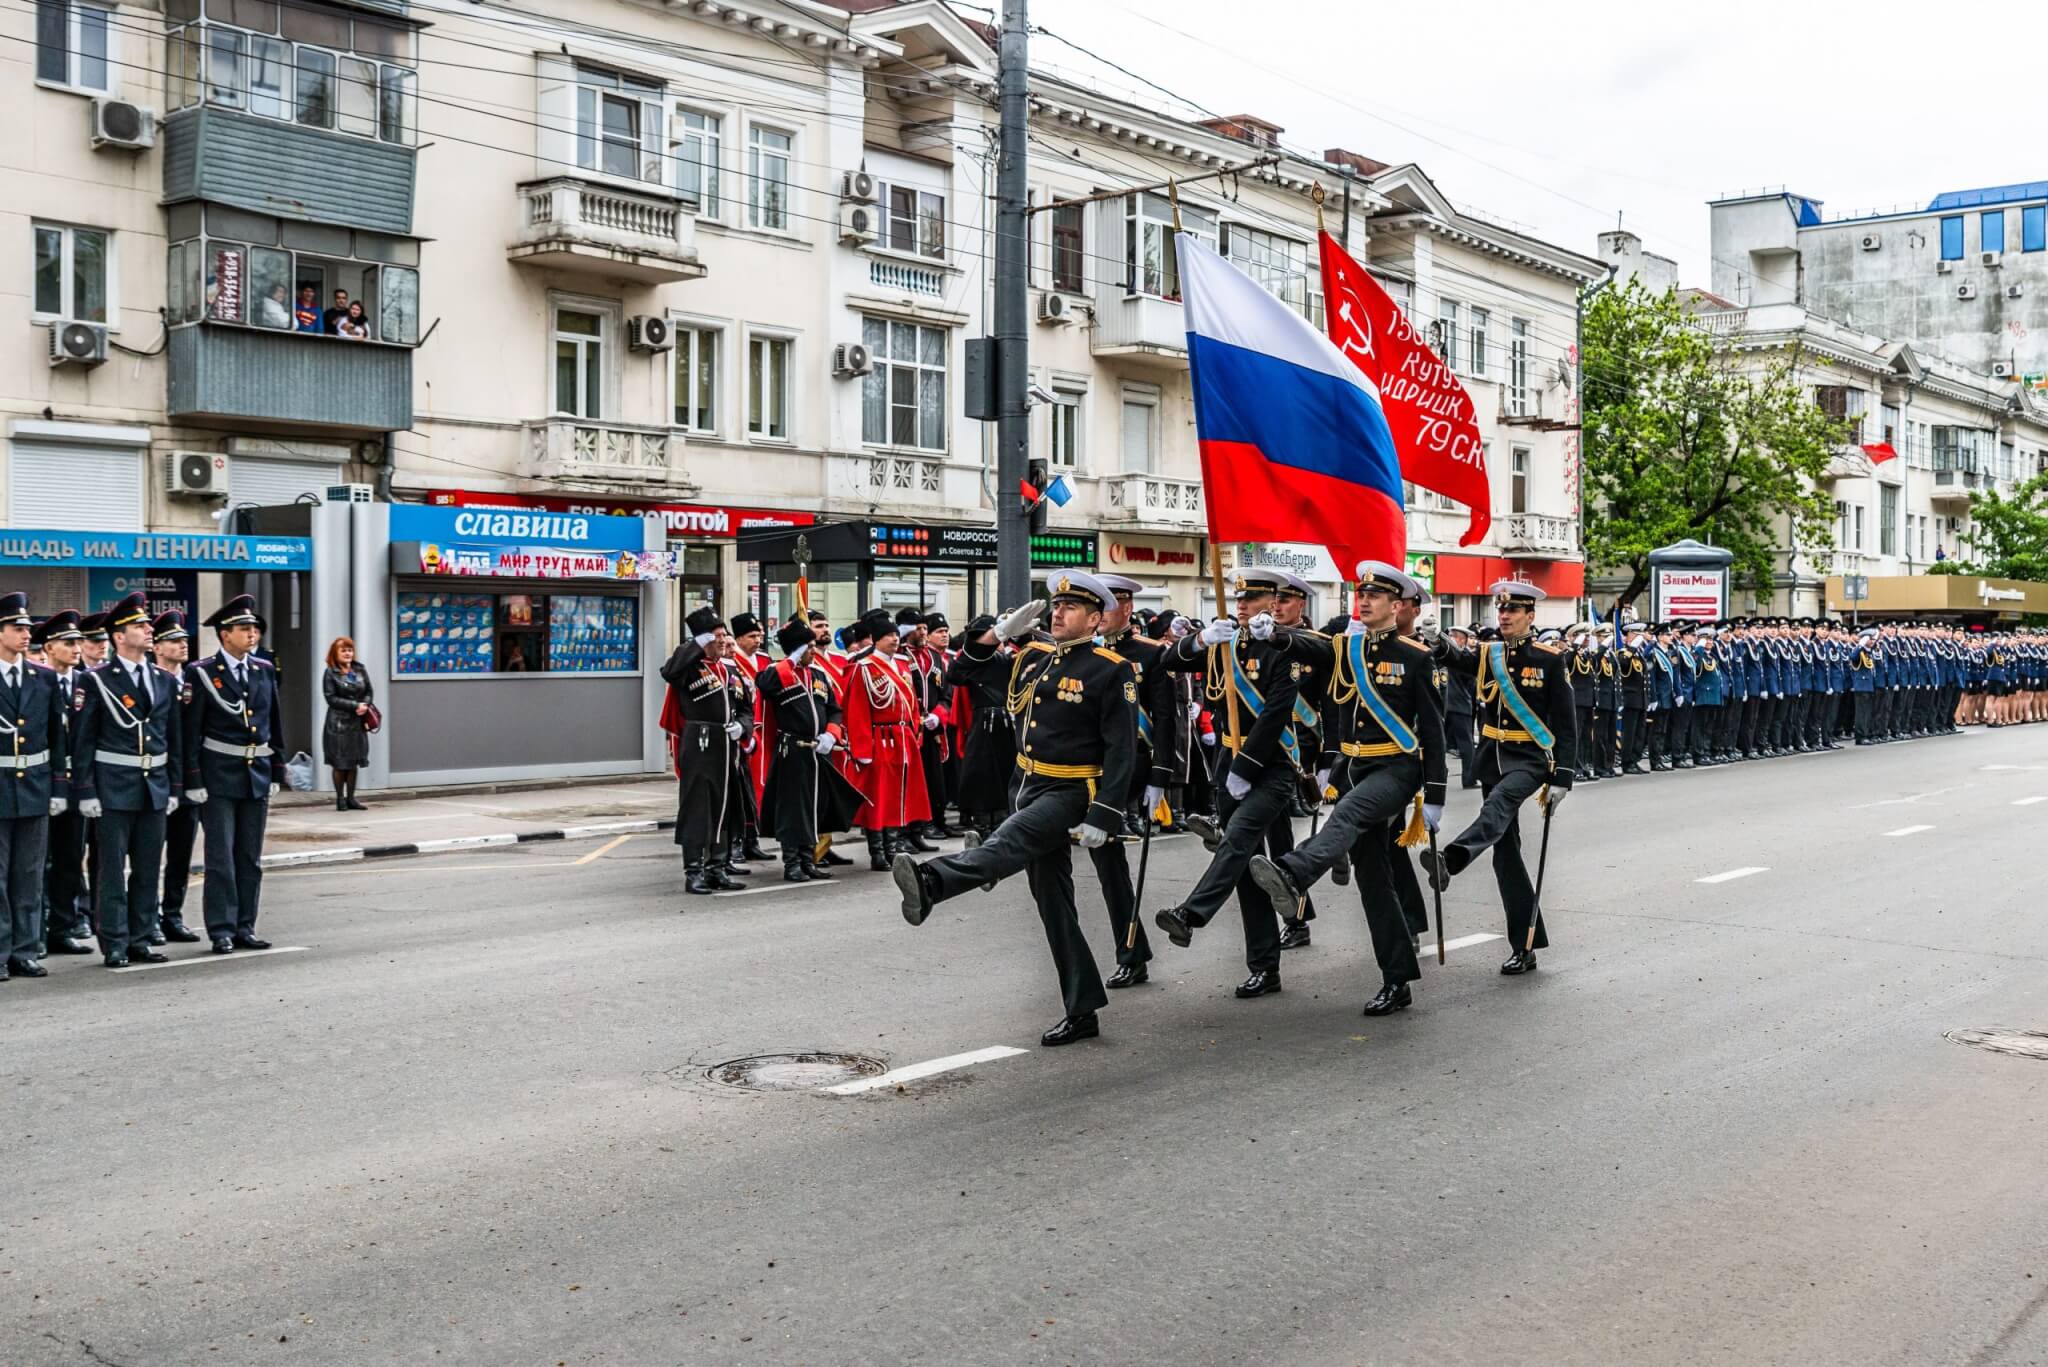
[363,702,383,733]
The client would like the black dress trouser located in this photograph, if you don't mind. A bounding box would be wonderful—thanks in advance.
[96,807,166,958]
[1277,758,1423,987]
[1442,765,1550,951]
[1176,764,1293,974]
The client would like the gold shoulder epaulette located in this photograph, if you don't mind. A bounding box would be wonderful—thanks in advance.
[1532,640,1564,655]
[1021,640,1054,655]
[1093,646,1127,665]
[1394,635,1432,654]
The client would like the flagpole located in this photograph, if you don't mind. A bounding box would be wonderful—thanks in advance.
[1179,178,1244,756]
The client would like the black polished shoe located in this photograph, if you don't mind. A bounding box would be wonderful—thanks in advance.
[128,948,169,964]
[903,829,940,854]
[1580,770,1600,783]
[782,861,812,883]
[1040,1012,1100,1047]
[892,854,933,927]
[1418,846,1454,892]
[103,952,129,968]
[160,919,202,943]
[800,860,832,882]
[1185,812,1224,853]
[742,841,772,863]
[820,848,854,867]
[211,937,235,954]
[1277,921,1311,951]
[704,867,743,892]
[1234,968,1282,999]
[1105,963,1148,989]
[1362,981,1411,1016]
[1247,854,1303,920]
[1499,949,1538,975]
[1153,906,1196,949]
[231,934,272,951]
[45,936,94,955]
[8,957,48,978]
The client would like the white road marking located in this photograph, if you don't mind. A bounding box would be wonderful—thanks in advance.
[1885,824,1935,837]
[825,1045,1029,1095]
[1696,866,1769,884]
[1851,786,1964,809]
[263,847,370,868]
[1418,932,1505,955]
[2014,796,2048,806]
[574,833,634,865]
[711,879,834,898]
[1981,764,2046,771]
[112,946,308,972]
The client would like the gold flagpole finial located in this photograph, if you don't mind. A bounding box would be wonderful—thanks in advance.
[1311,181,1326,234]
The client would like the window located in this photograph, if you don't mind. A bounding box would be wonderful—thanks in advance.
[1880,403,1900,448]
[36,0,111,92]
[1940,215,1964,261]
[1221,224,1312,318]
[1124,192,1214,299]
[1050,202,1085,293]
[204,25,247,108]
[1436,299,1460,371]
[337,55,379,139]
[553,308,605,419]
[672,325,718,433]
[378,265,419,345]
[672,109,721,215]
[859,317,946,451]
[1469,308,1489,378]
[749,126,793,230]
[1982,211,2005,255]
[1510,446,1531,514]
[1814,385,1866,442]
[748,334,790,440]
[576,66,665,185]
[295,46,335,128]
[1048,385,1083,469]
[247,33,290,117]
[1853,505,1865,550]
[878,182,946,259]
[2025,205,2046,253]
[1119,390,1157,473]
[1508,318,1532,416]
[1880,483,1898,556]
[32,223,109,323]
[378,65,414,145]
[165,10,415,144]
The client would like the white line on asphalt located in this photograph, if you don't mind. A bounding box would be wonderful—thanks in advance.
[2015,796,2048,806]
[1418,932,1505,955]
[1697,866,1769,884]
[558,820,663,839]
[1851,786,1964,809]
[1981,764,2047,771]
[1886,824,1935,837]
[711,879,834,898]
[825,1045,1030,1095]
[112,947,308,972]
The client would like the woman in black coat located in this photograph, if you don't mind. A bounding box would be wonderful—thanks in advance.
[322,636,375,811]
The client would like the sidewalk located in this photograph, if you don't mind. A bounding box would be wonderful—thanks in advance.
[262,775,675,868]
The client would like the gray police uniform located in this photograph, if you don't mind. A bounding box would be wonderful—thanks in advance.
[74,656,183,960]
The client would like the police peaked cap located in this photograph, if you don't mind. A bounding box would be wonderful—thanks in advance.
[203,594,261,630]
[32,609,82,645]
[775,619,812,656]
[105,591,152,630]
[0,591,30,627]
[151,610,189,641]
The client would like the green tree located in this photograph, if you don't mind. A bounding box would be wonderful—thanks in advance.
[1582,279,1845,608]
[1949,471,2048,581]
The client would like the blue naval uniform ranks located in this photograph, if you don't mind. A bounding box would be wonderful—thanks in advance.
[1,606,73,972]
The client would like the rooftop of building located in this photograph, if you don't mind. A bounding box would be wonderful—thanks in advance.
[1714,181,2048,228]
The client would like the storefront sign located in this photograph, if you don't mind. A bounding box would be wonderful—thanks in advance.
[1654,567,1726,621]
[87,569,198,623]
[1104,536,1201,572]
[1233,541,1343,585]
[425,490,814,539]
[392,503,649,551]
[0,529,312,571]
[414,545,679,580]
[1979,580,2025,603]
[862,522,1098,568]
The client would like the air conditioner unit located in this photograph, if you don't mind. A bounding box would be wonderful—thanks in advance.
[1859,233,1881,251]
[165,450,229,499]
[1983,251,2003,268]
[1956,283,1978,301]
[1935,259,1954,275]
[840,170,877,204]
[1993,361,2016,378]
[89,98,155,151]
[1946,517,1962,532]
[626,314,673,352]
[47,320,108,367]
[833,342,874,377]
[2007,283,2025,300]
[1037,292,1073,325]
[838,201,877,245]
[327,483,375,503]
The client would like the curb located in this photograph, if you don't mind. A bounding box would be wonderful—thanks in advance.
[260,818,677,869]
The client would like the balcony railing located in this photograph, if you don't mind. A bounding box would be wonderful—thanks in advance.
[1103,472,1204,528]
[1496,512,1577,557]
[168,325,410,433]
[1091,293,1189,368]
[867,258,946,297]
[508,178,704,285]
[520,417,697,492]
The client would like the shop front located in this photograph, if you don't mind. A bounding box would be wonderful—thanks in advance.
[1224,542,1345,620]
[358,504,671,785]
[1431,553,1585,628]
[1825,572,2048,623]
[1099,533,1208,615]
[737,521,1099,627]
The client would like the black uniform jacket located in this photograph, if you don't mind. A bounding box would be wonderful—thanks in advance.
[1009,637,1139,833]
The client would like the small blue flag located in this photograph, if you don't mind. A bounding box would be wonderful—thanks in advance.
[1044,474,1074,507]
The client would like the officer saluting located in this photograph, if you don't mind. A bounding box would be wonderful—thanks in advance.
[1422,580,1577,975]
[1,592,71,981]
[184,594,284,955]
[894,572,1139,1047]
[73,591,183,967]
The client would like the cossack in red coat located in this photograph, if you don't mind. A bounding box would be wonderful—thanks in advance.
[843,650,930,828]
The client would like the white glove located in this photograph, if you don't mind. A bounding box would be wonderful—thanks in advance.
[187,788,208,805]
[693,631,717,647]
[167,797,180,815]
[49,797,67,817]
[1542,786,1568,815]
[994,600,1047,641]
[1423,802,1443,834]
[1646,701,1658,712]
[724,721,746,741]
[1200,731,1217,748]
[272,781,283,796]
[1224,771,1251,801]
[1168,614,1194,639]
[1678,697,1689,707]
[79,798,103,819]
[1199,618,1237,647]
[922,713,941,732]
[1315,768,1332,793]
[1248,611,1275,641]
[1142,784,1166,814]
[814,732,837,756]
[1071,823,1112,849]
[1344,618,1369,635]
[1185,700,1202,722]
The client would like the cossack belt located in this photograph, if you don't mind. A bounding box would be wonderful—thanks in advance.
[1482,724,1538,744]
[1340,740,1407,758]
[95,749,165,769]
[1015,754,1103,780]
[6,749,51,770]
[202,738,273,759]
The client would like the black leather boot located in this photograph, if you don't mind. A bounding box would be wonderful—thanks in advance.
[865,830,890,872]
[685,858,715,896]
[782,853,811,883]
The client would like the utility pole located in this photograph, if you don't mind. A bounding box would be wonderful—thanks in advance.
[993,0,1031,608]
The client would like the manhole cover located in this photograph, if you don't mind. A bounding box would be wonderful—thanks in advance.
[708,1052,887,1091]
[1945,1028,2048,1061]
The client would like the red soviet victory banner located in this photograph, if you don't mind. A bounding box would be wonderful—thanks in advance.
[1318,231,1491,547]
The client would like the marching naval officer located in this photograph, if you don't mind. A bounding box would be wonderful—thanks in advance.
[184,595,284,955]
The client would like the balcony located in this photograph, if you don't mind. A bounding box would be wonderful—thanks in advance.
[1103,472,1205,531]
[508,179,705,285]
[163,105,415,235]
[1495,512,1577,558]
[1091,294,1189,369]
[519,417,698,492]
[1821,446,1872,481]
[1929,467,1981,507]
[167,325,410,433]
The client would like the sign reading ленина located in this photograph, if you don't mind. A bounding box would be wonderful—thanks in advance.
[0,529,311,571]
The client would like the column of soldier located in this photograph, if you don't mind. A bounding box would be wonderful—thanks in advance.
[1,590,285,984]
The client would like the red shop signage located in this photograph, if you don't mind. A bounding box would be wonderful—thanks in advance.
[425,490,815,540]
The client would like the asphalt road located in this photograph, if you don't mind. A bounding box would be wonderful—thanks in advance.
[7,727,2048,1367]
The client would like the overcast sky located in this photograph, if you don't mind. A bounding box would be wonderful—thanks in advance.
[1025,0,2031,281]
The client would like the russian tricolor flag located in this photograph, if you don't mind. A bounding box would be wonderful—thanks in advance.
[1179,232,1406,572]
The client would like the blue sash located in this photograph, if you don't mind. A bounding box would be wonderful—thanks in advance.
[1227,648,1302,768]
[1483,643,1555,753]
[1343,633,1419,754]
